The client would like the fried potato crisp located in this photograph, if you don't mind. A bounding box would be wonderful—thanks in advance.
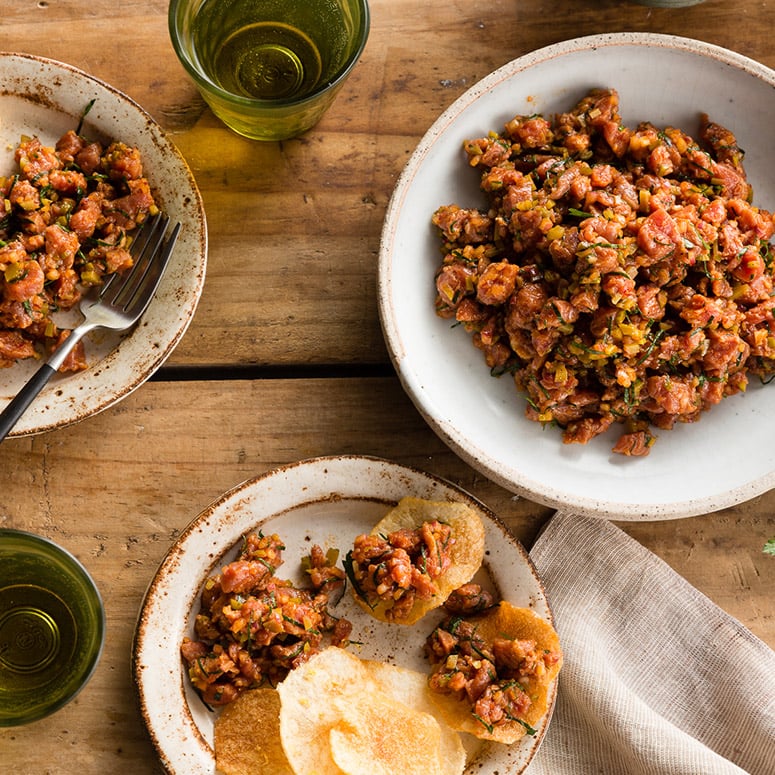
[362,660,466,774]
[427,602,563,744]
[329,695,444,775]
[214,687,294,775]
[277,647,464,775]
[348,497,486,625]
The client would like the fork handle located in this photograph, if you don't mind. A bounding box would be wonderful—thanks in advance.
[0,362,57,442]
[0,324,90,443]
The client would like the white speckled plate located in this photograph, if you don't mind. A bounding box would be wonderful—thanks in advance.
[378,33,775,520]
[133,455,557,775]
[0,52,207,436]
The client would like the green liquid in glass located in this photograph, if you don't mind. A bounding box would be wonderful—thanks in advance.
[192,0,349,101]
[0,585,77,697]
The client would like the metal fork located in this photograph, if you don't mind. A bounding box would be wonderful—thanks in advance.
[0,212,181,442]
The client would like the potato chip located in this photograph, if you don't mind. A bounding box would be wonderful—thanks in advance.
[363,660,466,775]
[214,687,294,775]
[349,497,486,625]
[427,602,563,744]
[278,647,364,775]
[278,647,466,775]
[329,694,444,775]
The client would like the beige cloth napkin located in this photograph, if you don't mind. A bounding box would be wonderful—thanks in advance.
[526,512,775,775]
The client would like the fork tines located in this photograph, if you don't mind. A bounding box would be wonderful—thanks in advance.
[101,213,181,313]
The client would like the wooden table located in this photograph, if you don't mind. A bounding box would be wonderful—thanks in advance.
[1,1,773,772]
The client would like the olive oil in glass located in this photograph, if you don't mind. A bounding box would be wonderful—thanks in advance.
[192,0,350,101]
[0,584,76,676]
[0,531,104,726]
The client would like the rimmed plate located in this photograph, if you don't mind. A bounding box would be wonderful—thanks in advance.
[0,52,207,436]
[378,33,775,520]
[133,455,557,774]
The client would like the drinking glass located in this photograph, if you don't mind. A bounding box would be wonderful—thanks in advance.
[0,529,105,726]
[169,0,370,141]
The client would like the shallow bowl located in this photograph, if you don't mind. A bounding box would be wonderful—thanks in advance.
[0,52,207,437]
[378,33,775,520]
[133,455,558,774]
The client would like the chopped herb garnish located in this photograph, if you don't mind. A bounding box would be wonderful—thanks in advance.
[75,98,96,135]
[343,550,374,608]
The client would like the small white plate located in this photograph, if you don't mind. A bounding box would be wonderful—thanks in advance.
[133,455,557,775]
[378,33,775,519]
[0,52,207,436]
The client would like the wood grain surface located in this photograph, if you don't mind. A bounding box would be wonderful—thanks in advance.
[6,0,775,368]
[1,0,774,772]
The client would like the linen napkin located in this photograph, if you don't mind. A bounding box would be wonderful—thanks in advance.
[526,512,775,775]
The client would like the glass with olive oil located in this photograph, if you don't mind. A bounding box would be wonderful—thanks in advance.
[0,530,104,726]
[169,0,370,140]
[193,0,349,102]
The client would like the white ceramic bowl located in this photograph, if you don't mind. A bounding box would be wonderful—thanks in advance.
[0,53,207,436]
[133,456,557,775]
[378,33,775,520]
